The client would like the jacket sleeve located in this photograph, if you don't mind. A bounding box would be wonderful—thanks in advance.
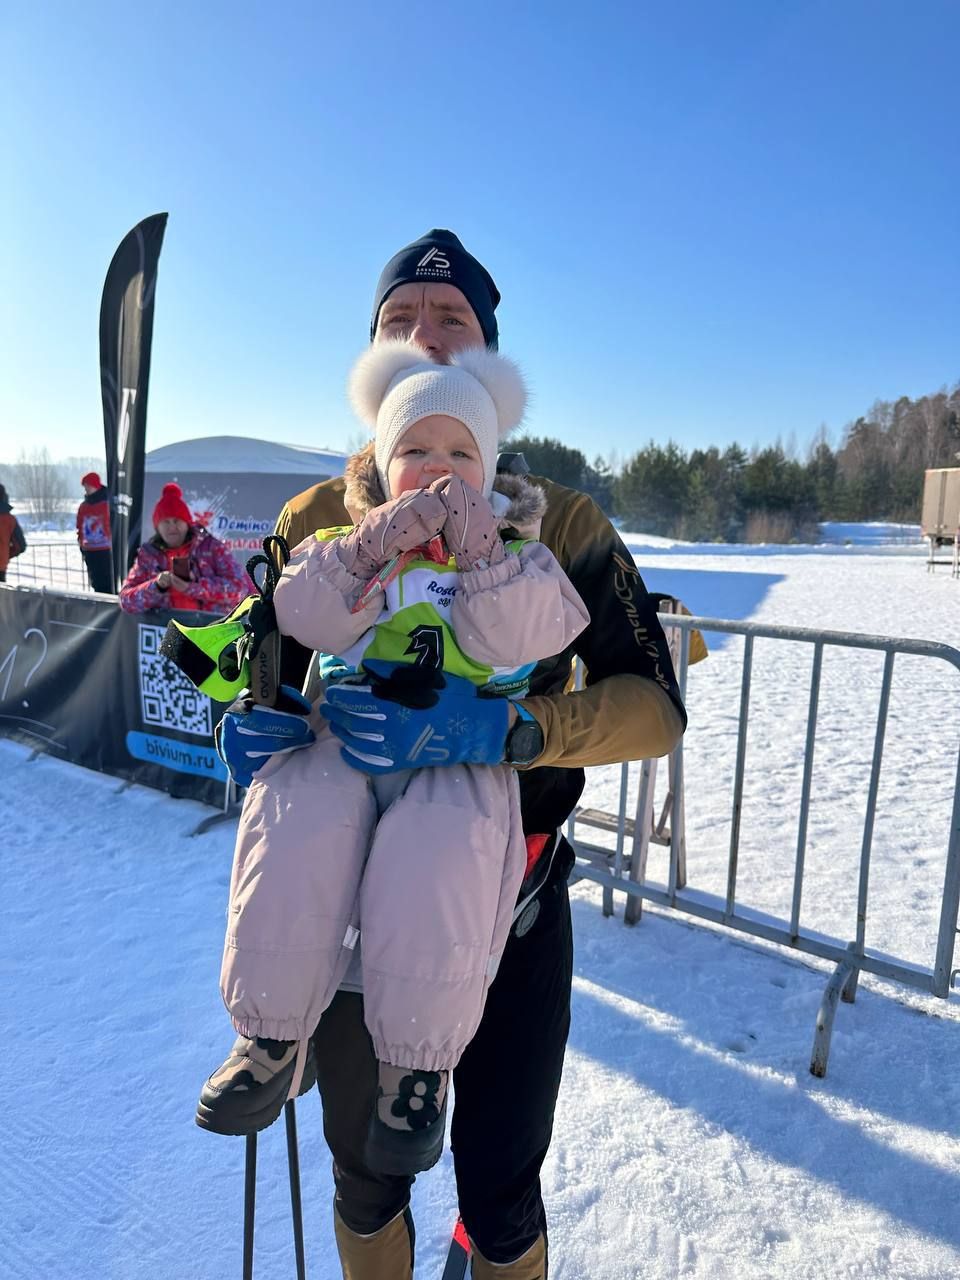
[187,536,250,613]
[522,488,687,769]
[118,546,165,613]
[273,531,385,656]
[526,673,683,769]
[452,542,589,668]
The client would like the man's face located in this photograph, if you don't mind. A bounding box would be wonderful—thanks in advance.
[375,283,485,362]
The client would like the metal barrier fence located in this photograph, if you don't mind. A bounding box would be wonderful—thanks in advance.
[926,535,959,575]
[568,614,960,1077]
[6,540,93,593]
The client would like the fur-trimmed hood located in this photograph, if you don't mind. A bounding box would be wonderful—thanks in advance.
[343,442,547,540]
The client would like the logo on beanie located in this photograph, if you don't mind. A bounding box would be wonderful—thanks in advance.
[416,246,452,279]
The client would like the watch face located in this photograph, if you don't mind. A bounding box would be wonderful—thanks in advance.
[507,720,544,765]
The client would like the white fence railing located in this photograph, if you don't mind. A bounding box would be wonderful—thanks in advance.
[568,614,960,1077]
[6,540,93,594]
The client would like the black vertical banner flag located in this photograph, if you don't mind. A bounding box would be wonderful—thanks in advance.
[99,213,168,590]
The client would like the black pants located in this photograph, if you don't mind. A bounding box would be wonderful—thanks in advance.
[82,549,114,594]
[312,840,574,1266]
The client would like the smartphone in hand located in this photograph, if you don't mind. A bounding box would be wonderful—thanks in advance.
[172,556,191,579]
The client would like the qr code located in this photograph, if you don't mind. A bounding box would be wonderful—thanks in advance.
[138,624,213,737]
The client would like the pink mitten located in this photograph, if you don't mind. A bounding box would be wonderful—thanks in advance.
[337,488,447,578]
[431,476,506,571]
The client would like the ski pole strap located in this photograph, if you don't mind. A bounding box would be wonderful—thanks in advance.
[245,533,290,601]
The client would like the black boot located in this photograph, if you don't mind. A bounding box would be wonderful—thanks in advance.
[196,1035,316,1136]
[364,1063,449,1176]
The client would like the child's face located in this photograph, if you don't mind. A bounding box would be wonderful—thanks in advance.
[387,415,485,497]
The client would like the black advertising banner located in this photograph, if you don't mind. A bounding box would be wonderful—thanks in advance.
[0,586,229,807]
[100,213,169,589]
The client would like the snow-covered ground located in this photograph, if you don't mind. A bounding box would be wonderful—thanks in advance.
[4,524,959,1280]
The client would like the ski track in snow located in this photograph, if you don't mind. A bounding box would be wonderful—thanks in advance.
[3,535,959,1279]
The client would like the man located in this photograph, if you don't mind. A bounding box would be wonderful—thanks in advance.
[217,230,686,1278]
[76,471,113,594]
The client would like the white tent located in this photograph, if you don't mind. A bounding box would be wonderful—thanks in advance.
[145,435,348,478]
[143,436,349,566]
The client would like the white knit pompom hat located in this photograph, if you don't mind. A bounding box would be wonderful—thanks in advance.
[348,338,527,498]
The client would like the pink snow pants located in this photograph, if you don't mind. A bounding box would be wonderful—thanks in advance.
[220,727,527,1071]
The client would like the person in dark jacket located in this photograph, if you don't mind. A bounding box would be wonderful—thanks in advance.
[76,471,114,594]
[119,482,248,614]
[209,230,687,1280]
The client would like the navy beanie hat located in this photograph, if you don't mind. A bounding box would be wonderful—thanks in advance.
[370,229,501,349]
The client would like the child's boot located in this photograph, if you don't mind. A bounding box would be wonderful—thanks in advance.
[333,1205,414,1280]
[364,1062,448,1175]
[470,1235,547,1279]
[196,1035,316,1135]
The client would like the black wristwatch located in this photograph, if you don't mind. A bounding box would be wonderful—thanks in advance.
[504,705,544,766]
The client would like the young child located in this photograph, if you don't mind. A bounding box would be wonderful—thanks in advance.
[197,339,589,1174]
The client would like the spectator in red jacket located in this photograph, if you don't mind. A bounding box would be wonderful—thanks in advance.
[119,482,248,615]
[76,471,114,594]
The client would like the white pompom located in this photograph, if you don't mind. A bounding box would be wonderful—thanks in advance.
[451,348,528,437]
[347,339,433,428]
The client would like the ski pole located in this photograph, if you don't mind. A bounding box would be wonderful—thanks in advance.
[240,1106,308,1280]
[243,1134,257,1280]
[284,1100,307,1280]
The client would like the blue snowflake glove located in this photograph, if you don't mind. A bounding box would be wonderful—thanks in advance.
[215,685,316,788]
[320,659,510,775]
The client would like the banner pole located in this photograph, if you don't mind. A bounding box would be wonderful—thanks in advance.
[99,213,169,591]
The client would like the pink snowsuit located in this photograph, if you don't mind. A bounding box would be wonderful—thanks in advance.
[221,523,588,1073]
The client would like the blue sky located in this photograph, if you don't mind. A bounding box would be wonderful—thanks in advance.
[2,0,958,468]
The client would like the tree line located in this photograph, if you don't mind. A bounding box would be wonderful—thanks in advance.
[512,382,960,541]
[5,381,959,541]
[0,449,104,528]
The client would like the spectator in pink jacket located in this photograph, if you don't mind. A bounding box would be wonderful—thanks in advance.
[119,482,248,615]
